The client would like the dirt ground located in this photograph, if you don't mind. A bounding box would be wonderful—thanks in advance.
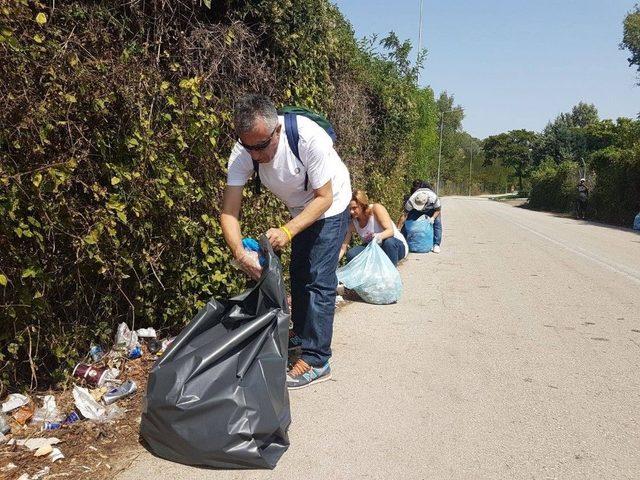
[0,349,154,480]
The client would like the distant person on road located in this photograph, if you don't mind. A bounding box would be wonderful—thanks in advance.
[397,180,442,253]
[339,190,408,266]
[577,178,589,220]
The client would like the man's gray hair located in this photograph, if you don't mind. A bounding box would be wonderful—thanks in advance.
[233,94,278,135]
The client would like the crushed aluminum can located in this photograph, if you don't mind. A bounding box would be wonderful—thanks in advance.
[63,410,81,424]
[43,421,62,430]
[103,380,137,405]
[89,345,104,362]
[128,345,142,359]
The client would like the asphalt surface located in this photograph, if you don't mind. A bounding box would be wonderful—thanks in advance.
[117,197,640,480]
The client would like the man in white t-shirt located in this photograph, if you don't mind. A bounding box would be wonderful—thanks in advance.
[220,94,352,390]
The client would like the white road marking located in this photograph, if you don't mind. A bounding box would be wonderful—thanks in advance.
[487,208,640,285]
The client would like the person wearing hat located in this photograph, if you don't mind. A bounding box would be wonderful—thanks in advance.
[397,181,442,253]
[576,178,589,219]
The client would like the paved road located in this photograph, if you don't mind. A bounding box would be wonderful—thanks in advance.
[117,197,640,480]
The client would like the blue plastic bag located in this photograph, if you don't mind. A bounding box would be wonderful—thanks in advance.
[634,213,640,231]
[242,237,266,266]
[404,216,434,253]
[336,241,402,305]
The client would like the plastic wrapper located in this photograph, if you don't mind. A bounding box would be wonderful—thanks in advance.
[2,393,29,413]
[115,323,139,353]
[404,215,434,253]
[72,385,123,423]
[136,327,157,338]
[0,412,10,435]
[337,241,402,305]
[31,395,63,425]
[634,213,640,231]
[141,236,290,469]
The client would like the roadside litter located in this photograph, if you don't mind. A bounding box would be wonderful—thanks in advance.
[337,241,403,304]
[0,412,10,435]
[103,380,137,405]
[0,318,172,477]
[634,212,640,231]
[17,466,50,480]
[30,395,63,426]
[136,327,157,338]
[2,393,29,413]
[141,236,291,469]
[114,322,139,354]
[72,363,119,387]
[72,385,123,423]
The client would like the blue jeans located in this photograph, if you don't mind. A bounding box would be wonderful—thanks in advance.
[290,208,349,367]
[403,209,442,246]
[345,237,406,266]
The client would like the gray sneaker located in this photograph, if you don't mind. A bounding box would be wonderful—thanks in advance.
[286,359,331,390]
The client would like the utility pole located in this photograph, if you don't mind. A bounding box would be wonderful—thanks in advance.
[468,147,474,197]
[436,113,444,195]
[417,0,424,84]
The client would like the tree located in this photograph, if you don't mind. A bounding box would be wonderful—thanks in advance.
[537,103,599,163]
[482,129,537,191]
[621,5,640,84]
[409,87,440,182]
[570,102,599,128]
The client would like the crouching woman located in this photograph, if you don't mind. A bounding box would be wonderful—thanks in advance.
[338,190,408,266]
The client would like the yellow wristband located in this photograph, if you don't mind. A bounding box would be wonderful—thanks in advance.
[280,226,293,241]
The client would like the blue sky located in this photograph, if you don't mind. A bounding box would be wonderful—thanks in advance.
[333,0,640,139]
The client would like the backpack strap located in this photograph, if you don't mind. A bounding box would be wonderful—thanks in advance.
[252,159,261,194]
[283,113,309,191]
[252,114,309,194]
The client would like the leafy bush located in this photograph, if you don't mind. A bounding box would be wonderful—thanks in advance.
[0,0,430,393]
[528,160,579,212]
[590,149,640,226]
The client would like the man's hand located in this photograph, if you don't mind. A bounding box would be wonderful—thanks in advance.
[236,251,263,280]
[266,227,290,251]
[428,216,435,225]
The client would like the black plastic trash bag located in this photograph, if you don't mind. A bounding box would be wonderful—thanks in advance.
[140,236,291,469]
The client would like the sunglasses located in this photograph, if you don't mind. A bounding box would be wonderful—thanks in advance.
[238,125,278,151]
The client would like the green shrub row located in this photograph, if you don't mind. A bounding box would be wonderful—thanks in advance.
[527,118,640,225]
[0,0,432,392]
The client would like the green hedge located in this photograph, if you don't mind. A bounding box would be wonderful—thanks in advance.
[0,0,431,392]
[527,119,640,226]
[590,146,640,225]
[528,160,579,212]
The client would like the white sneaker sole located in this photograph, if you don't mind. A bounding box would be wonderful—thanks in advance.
[287,372,332,390]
